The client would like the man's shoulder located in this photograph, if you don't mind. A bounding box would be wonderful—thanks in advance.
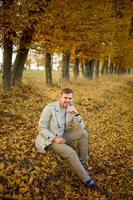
[48,101,58,107]
[45,101,59,110]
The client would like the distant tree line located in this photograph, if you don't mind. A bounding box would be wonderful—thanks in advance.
[0,0,133,91]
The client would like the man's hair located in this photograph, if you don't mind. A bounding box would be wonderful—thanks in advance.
[60,88,73,95]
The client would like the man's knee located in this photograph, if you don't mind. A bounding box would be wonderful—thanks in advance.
[64,147,77,159]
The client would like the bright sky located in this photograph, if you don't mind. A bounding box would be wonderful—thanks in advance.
[0,48,16,65]
[0,48,62,70]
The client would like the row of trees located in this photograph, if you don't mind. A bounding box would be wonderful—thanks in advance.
[1,0,133,90]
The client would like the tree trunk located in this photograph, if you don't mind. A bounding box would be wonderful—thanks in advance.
[84,59,89,78]
[61,51,70,83]
[117,64,122,74]
[2,0,14,91]
[74,57,79,78]
[114,63,117,74]
[88,59,95,80]
[127,68,132,74]
[101,58,109,75]
[121,67,124,74]
[105,59,109,75]
[11,27,34,86]
[74,49,79,78]
[45,53,52,86]
[84,59,96,79]
[80,62,85,76]
[109,62,114,74]
[95,60,100,79]
[2,33,13,91]
[11,49,29,86]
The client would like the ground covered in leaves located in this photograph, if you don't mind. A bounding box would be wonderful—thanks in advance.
[0,75,133,200]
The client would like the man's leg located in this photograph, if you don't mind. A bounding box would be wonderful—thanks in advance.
[49,142,90,183]
[63,128,89,163]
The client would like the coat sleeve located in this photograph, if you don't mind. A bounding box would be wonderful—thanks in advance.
[38,106,56,143]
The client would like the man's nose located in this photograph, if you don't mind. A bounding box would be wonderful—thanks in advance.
[66,99,70,102]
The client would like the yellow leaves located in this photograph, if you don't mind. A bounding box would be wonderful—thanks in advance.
[2,194,18,199]
[15,177,21,185]
[0,162,4,170]
[110,169,117,175]
[28,176,34,185]
[6,164,14,171]
[34,187,40,194]
[0,76,133,199]
[31,147,37,158]
[19,185,29,194]
[99,197,107,200]
[0,183,4,193]
[65,183,72,192]
[34,166,41,171]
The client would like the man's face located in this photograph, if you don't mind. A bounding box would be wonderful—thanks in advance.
[59,93,73,108]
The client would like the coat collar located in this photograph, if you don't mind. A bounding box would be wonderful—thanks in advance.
[54,101,73,128]
[54,101,68,112]
[54,101,61,112]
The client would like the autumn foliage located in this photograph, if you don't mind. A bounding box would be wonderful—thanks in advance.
[1,0,133,90]
[0,75,133,199]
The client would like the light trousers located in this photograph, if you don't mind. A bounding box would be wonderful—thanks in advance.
[49,128,90,183]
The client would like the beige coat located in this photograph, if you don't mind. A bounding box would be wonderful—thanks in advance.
[35,101,85,153]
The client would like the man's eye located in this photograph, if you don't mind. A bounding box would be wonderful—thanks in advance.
[64,97,72,100]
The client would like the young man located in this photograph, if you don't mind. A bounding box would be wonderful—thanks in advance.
[35,88,96,188]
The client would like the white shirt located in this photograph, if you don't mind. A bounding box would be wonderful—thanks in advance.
[58,108,66,136]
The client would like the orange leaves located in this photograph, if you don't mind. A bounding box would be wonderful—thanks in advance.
[0,76,133,199]
[0,184,4,194]
[19,184,29,194]
[0,163,4,170]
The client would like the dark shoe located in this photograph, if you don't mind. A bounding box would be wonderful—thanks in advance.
[86,178,97,189]
[86,180,111,197]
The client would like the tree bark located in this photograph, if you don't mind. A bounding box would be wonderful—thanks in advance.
[80,62,85,76]
[74,57,79,79]
[74,49,79,78]
[95,60,100,79]
[45,53,52,86]
[2,33,13,91]
[61,51,70,83]
[84,59,96,79]
[114,63,118,74]
[127,68,132,75]
[11,27,34,86]
[117,64,123,74]
[109,62,114,74]
[101,58,109,75]
[2,0,14,91]
[88,59,95,80]
[84,59,89,78]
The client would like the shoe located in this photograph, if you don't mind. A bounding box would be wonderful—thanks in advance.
[86,178,97,189]
[86,179,111,197]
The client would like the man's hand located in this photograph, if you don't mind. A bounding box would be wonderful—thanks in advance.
[53,136,66,144]
[67,105,79,115]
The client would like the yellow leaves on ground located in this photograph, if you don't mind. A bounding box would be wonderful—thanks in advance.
[0,162,4,170]
[0,76,133,199]
[28,176,34,185]
[19,185,29,194]
[0,184,4,193]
